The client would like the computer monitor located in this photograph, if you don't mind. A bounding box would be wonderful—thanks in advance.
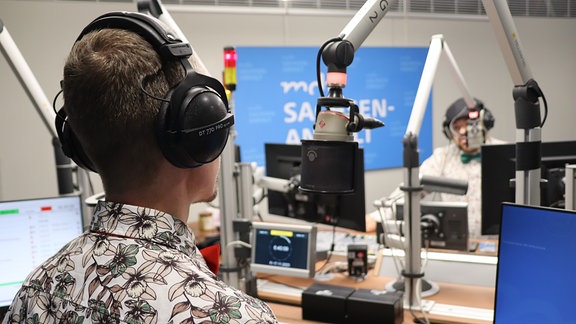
[264,143,366,232]
[393,201,469,251]
[494,203,576,323]
[481,140,576,235]
[250,222,317,278]
[0,195,84,312]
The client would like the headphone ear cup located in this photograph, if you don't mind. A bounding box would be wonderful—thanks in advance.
[156,86,231,168]
[482,108,495,130]
[155,93,192,168]
[55,110,97,172]
[182,89,230,162]
[442,120,452,139]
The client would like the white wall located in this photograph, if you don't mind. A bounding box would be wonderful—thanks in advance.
[0,1,575,219]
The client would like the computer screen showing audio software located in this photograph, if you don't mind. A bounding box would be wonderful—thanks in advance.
[0,195,83,309]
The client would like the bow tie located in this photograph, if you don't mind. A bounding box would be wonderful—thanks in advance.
[461,152,481,164]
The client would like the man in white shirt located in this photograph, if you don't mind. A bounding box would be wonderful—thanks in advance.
[368,98,504,239]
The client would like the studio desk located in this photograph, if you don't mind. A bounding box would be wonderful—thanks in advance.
[257,252,496,324]
[256,237,498,324]
[191,222,497,323]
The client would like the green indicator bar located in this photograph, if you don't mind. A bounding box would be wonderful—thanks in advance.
[0,281,24,287]
[0,209,19,215]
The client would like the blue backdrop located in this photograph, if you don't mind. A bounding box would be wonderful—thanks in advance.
[233,46,432,171]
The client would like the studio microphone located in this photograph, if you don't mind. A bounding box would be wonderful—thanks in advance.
[300,32,384,195]
[299,104,384,194]
[465,107,485,149]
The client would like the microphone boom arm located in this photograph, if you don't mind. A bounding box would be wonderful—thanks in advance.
[0,20,56,138]
[482,0,544,207]
[402,34,479,308]
[321,0,393,97]
[0,18,92,227]
[339,0,393,52]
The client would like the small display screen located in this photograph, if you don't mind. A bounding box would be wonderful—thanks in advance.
[0,195,83,308]
[253,228,310,270]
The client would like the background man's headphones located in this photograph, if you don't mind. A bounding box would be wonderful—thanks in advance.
[55,11,234,172]
[441,97,495,140]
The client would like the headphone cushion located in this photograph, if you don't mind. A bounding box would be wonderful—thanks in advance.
[482,108,495,130]
[156,87,230,168]
[59,121,96,172]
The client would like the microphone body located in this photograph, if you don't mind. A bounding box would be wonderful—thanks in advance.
[466,119,485,149]
[300,110,360,194]
[299,98,383,194]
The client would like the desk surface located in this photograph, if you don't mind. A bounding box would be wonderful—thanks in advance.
[190,222,496,323]
[258,271,494,324]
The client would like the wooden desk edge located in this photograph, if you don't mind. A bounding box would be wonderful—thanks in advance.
[256,273,494,324]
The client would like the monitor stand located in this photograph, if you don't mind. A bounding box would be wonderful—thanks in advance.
[385,278,439,298]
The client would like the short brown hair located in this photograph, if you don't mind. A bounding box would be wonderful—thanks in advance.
[62,28,183,185]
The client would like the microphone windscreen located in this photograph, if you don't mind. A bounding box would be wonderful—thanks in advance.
[299,140,358,194]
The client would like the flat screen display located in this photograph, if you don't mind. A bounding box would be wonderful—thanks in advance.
[494,203,576,323]
[251,222,317,278]
[265,143,366,232]
[481,140,576,235]
[0,195,83,309]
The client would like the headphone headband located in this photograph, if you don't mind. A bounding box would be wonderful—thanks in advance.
[77,12,193,59]
[442,98,495,140]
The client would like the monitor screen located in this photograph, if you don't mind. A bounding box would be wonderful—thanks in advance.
[264,143,366,232]
[393,201,469,251]
[481,140,576,235]
[494,203,576,323]
[0,195,84,309]
[250,222,317,278]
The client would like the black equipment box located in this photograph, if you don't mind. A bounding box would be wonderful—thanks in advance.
[346,288,404,324]
[302,283,355,323]
[302,284,404,323]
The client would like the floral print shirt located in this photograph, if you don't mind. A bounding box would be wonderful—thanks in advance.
[3,201,278,323]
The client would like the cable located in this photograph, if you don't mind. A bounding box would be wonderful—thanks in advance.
[316,261,348,275]
[254,191,267,205]
[316,37,342,99]
[316,225,337,274]
[539,91,549,127]
[226,240,252,249]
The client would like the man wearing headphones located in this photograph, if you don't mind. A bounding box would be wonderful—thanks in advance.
[3,12,277,323]
[368,97,504,239]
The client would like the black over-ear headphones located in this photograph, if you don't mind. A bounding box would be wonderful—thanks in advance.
[441,98,494,140]
[55,11,234,172]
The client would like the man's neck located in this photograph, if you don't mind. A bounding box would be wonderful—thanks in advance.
[105,170,192,223]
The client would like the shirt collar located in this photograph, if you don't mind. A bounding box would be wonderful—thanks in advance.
[89,201,197,256]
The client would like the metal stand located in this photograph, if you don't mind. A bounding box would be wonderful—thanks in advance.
[482,0,545,207]
[396,33,477,307]
[565,165,576,210]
